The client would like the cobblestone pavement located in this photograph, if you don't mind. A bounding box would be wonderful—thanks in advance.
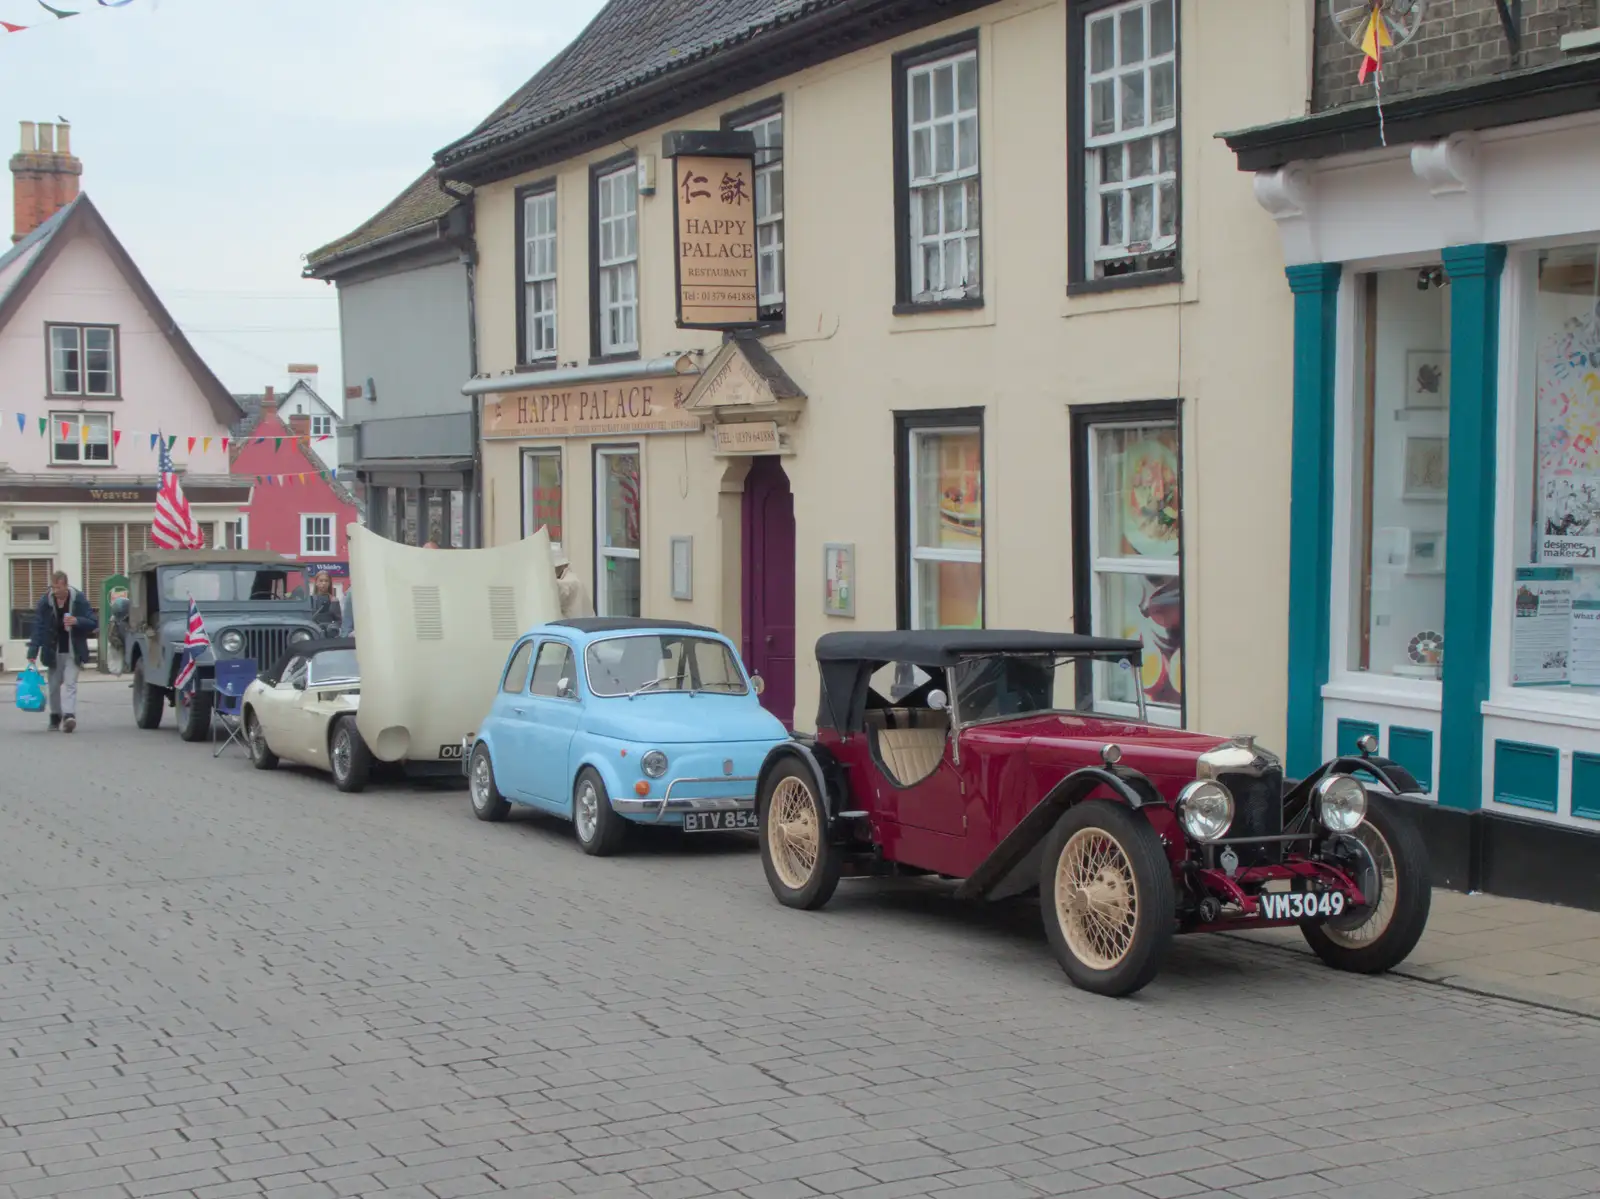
[5,689,1600,1199]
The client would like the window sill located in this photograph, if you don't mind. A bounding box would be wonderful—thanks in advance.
[516,360,561,374]
[46,461,117,470]
[1321,675,1442,712]
[589,351,642,366]
[893,296,984,316]
[1068,267,1182,298]
[47,393,122,402]
[1484,695,1600,734]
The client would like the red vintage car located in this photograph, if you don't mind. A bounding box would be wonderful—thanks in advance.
[753,631,1431,997]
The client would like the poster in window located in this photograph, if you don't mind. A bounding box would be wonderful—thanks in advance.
[913,431,982,629]
[1403,350,1449,410]
[1536,306,1600,565]
[1512,566,1574,686]
[1108,435,1180,559]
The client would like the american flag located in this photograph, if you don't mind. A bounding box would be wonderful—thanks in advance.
[172,597,209,691]
[151,435,204,549]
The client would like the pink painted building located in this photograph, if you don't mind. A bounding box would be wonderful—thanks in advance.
[0,121,248,669]
[229,394,359,574]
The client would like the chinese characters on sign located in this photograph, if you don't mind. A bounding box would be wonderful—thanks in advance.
[673,153,759,327]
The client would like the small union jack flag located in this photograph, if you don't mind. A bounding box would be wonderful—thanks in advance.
[172,596,210,691]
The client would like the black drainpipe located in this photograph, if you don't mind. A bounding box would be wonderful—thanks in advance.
[459,200,483,548]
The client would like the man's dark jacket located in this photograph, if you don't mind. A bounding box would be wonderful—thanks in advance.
[28,588,99,667]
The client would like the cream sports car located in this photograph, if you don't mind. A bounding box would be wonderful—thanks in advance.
[241,638,374,792]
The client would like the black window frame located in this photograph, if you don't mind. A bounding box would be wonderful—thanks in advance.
[894,406,986,631]
[891,29,985,316]
[515,177,559,370]
[721,95,787,333]
[45,322,121,399]
[1068,397,1186,726]
[1067,0,1183,296]
[588,150,641,365]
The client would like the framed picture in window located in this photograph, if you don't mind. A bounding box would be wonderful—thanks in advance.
[1402,436,1448,500]
[1407,531,1445,575]
[1404,350,1449,410]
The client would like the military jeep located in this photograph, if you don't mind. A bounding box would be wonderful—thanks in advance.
[118,550,325,742]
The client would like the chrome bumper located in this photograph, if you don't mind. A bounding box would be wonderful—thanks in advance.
[613,775,758,821]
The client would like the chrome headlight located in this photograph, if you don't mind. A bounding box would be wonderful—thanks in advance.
[288,629,313,644]
[217,630,245,655]
[1314,774,1367,833]
[1176,779,1234,843]
[641,750,669,779]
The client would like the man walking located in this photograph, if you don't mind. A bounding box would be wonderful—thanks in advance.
[27,571,98,732]
[553,551,594,619]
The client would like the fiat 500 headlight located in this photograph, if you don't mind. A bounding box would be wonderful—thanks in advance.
[641,750,669,779]
[288,629,313,644]
[1176,779,1234,843]
[218,630,245,655]
[1314,774,1367,833]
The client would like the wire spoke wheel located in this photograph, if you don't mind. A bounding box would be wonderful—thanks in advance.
[768,777,820,890]
[1322,822,1399,948]
[332,728,352,779]
[1055,828,1140,970]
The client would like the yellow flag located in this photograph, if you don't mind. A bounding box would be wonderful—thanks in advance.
[203,436,212,452]
[1358,11,1393,84]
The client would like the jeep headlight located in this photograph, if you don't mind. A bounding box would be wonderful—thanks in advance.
[641,750,669,779]
[218,630,245,655]
[1313,774,1367,833]
[1176,779,1234,843]
[288,629,313,645]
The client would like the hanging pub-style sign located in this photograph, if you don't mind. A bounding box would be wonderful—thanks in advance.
[664,130,761,330]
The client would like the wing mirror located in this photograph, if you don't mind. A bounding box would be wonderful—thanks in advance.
[928,689,948,711]
[557,676,572,698]
[751,673,766,695]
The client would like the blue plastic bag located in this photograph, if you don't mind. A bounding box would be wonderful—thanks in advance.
[14,665,45,713]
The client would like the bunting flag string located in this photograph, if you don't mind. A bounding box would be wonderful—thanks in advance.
[2,0,141,35]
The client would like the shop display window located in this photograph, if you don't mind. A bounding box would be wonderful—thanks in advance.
[1347,267,1451,682]
[1507,242,1600,694]
[905,424,983,629]
[596,447,641,617]
[521,449,563,549]
[1074,406,1183,725]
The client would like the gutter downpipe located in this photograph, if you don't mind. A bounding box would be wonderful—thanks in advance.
[461,210,483,548]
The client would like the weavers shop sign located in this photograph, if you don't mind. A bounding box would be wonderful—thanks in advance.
[665,130,760,330]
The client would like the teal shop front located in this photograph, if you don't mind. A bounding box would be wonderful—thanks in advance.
[1225,70,1600,910]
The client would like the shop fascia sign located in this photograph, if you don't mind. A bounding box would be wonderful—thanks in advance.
[664,129,761,331]
[481,369,704,440]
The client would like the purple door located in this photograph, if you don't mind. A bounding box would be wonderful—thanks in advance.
[742,456,796,729]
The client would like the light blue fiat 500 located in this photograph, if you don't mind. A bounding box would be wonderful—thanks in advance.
[466,618,789,855]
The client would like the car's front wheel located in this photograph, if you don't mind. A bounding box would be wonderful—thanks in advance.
[245,710,278,770]
[1302,795,1431,974]
[574,768,628,856]
[330,717,372,794]
[1039,800,1176,997]
[177,686,212,743]
[758,761,842,911]
[469,743,510,822]
[131,660,164,730]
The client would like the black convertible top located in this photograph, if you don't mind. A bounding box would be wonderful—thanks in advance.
[815,630,1141,668]
[259,637,355,686]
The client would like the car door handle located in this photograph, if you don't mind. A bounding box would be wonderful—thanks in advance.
[513,707,524,715]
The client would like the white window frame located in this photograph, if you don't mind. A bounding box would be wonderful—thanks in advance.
[595,446,641,618]
[1083,0,1179,275]
[520,446,563,551]
[905,48,982,304]
[523,188,558,361]
[309,414,334,439]
[595,164,639,356]
[1085,418,1182,727]
[49,411,113,465]
[224,517,248,550]
[48,324,117,396]
[733,108,785,314]
[300,513,335,557]
[907,425,983,630]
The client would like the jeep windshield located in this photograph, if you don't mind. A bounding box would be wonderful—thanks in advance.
[159,566,310,605]
[585,634,748,698]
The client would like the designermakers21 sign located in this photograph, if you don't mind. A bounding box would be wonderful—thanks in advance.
[674,153,758,328]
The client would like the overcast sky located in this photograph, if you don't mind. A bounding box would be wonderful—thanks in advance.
[0,0,602,406]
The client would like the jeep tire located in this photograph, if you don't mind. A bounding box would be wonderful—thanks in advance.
[176,686,212,743]
[131,660,164,730]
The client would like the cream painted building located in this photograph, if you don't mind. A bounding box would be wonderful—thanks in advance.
[436,0,1308,738]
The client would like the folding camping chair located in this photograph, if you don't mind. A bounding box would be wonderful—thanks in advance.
[211,659,258,758]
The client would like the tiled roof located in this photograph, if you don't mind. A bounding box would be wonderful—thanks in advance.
[0,197,76,308]
[230,393,265,440]
[435,0,847,168]
[304,170,470,269]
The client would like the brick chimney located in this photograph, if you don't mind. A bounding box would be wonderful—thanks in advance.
[287,413,311,439]
[11,121,82,242]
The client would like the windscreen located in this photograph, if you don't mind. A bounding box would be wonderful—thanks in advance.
[585,635,748,698]
[160,566,309,604]
[951,654,1058,723]
[307,648,359,686]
